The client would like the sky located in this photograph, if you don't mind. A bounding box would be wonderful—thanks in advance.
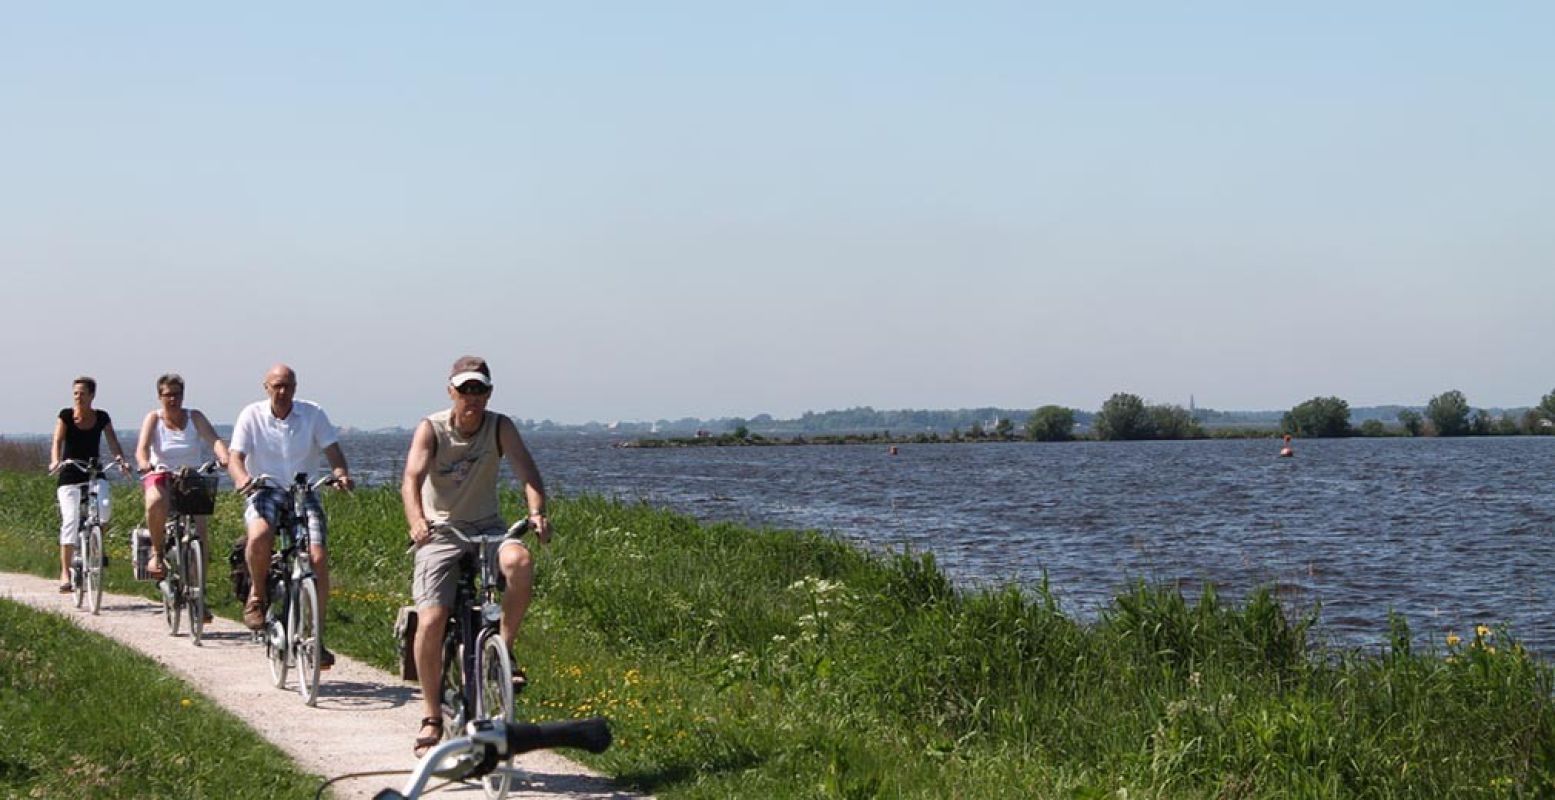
[3,3,1552,433]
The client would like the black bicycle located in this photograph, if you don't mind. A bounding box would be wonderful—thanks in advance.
[154,461,220,645]
[426,519,530,799]
[250,472,338,706]
[50,458,124,614]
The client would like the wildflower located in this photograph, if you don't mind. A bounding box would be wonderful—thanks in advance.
[1445,633,1461,647]
[180,698,192,708]
[1476,624,1492,639]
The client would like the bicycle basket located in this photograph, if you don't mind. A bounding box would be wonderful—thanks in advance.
[172,473,218,515]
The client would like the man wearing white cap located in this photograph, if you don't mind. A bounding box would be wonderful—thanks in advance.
[401,355,551,756]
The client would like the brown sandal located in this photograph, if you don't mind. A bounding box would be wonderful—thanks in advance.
[413,717,444,758]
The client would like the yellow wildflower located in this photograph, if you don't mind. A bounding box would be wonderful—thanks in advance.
[1445,633,1461,647]
[1476,624,1492,639]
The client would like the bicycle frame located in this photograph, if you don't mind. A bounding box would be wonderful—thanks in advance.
[251,472,337,705]
[432,520,528,728]
[155,461,219,644]
[52,458,123,613]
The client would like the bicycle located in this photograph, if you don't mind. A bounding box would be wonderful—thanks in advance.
[152,461,221,645]
[49,458,124,615]
[248,472,338,706]
[419,519,530,799]
[356,717,611,800]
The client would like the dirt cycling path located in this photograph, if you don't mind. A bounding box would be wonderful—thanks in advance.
[0,571,641,800]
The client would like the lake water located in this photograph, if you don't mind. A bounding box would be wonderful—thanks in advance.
[343,432,1555,654]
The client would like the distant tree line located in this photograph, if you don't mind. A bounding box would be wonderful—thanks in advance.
[605,388,1555,443]
[1275,389,1555,438]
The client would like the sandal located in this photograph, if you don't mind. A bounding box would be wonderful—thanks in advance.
[147,557,166,580]
[413,717,444,758]
[511,664,528,693]
[58,582,72,594]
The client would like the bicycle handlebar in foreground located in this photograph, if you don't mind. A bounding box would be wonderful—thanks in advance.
[372,717,612,800]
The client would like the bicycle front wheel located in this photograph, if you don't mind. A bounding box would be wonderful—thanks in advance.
[85,524,104,615]
[477,633,516,799]
[295,577,322,706]
[187,539,205,646]
[163,533,182,635]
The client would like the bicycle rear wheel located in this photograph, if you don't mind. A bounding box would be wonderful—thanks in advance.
[439,632,465,736]
[267,587,289,689]
[477,632,516,799]
[85,524,104,615]
[187,539,205,646]
[295,577,322,705]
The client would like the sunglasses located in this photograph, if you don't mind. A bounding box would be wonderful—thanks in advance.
[454,382,492,396]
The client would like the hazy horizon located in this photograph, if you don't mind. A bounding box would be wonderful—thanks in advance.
[5,4,1551,434]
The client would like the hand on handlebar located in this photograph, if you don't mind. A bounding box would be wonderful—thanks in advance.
[528,512,552,544]
[408,518,432,549]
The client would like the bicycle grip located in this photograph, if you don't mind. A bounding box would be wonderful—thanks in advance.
[506,717,612,755]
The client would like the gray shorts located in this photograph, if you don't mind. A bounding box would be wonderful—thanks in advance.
[412,517,526,610]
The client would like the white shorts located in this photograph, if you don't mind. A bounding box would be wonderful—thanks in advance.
[57,480,111,546]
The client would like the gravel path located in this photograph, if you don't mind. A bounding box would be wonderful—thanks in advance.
[0,571,642,800]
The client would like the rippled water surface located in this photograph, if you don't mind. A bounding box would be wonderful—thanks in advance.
[346,433,1555,653]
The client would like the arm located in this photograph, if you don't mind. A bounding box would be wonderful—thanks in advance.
[135,412,157,473]
[103,420,130,471]
[49,417,65,472]
[322,442,353,491]
[190,410,230,467]
[497,415,551,543]
[228,450,252,492]
[401,420,436,546]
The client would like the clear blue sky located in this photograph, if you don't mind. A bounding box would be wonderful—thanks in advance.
[4,3,1551,432]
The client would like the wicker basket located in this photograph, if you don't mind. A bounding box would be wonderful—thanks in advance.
[171,473,218,515]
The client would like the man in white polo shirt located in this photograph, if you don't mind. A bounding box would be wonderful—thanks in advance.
[228,363,354,667]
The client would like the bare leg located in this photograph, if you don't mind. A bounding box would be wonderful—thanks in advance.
[310,543,330,632]
[145,483,169,574]
[245,517,274,603]
[498,543,534,653]
[415,605,450,722]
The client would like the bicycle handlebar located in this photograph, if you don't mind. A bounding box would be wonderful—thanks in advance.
[406,518,531,553]
[247,473,341,494]
[49,458,125,478]
[372,717,611,800]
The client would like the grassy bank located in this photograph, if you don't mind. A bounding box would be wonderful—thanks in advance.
[0,597,320,798]
[2,470,1553,797]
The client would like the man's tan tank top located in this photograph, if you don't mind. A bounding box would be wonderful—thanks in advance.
[421,409,502,523]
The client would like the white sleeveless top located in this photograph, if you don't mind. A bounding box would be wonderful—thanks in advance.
[151,410,206,470]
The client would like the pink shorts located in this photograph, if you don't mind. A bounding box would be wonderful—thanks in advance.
[142,472,173,490]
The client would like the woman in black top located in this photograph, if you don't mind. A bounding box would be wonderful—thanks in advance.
[49,376,130,592]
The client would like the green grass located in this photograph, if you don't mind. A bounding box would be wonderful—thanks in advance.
[2,469,1554,798]
[0,597,320,799]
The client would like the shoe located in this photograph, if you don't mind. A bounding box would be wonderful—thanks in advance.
[320,647,336,670]
[58,582,72,594]
[243,597,266,630]
[202,609,214,624]
[413,717,444,758]
[147,558,166,580]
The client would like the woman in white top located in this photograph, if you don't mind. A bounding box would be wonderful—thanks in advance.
[135,373,230,580]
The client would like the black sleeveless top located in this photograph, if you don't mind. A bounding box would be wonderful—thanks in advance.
[57,408,111,487]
